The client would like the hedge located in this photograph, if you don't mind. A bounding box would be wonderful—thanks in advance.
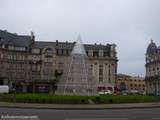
[0,93,160,104]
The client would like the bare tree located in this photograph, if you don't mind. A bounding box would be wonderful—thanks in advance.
[49,69,62,95]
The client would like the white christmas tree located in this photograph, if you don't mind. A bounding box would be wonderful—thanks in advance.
[56,35,97,96]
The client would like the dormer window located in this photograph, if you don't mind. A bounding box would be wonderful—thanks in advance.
[8,45,14,50]
[2,44,5,48]
[45,48,53,58]
[14,47,26,51]
[32,48,40,54]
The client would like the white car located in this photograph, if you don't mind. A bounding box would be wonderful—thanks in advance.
[0,85,9,93]
[104,90,112,95]
[98,90,112,95]
[98,91,105,95]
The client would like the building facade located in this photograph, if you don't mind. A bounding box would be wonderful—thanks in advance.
[116,74,145,93]
[145,40,160,95]
[0,30,118,93]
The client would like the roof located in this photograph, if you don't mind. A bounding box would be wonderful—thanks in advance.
[0,30,31,47]
[0,29,112,53]
[117,74,131,78]
[117,74,144,79]
[35,41,111,52]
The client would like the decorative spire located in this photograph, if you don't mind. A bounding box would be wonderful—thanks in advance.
[71,35,87,56]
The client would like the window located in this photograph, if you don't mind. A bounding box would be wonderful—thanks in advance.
[104,51,109,57]
[32,65,37,72]
[108,77,111,83]
[0,80,4,85]
[149,68,151,72]
[2,44,5,48]
[99,65,103,82]
[98,50,103,57]
[45,48,53,58]
[90,65,93,72]
[63,50,67,55]
[88,50,93,56]
[66,50,69,55]
[59,49,62,55]
[86,51,88,56]
[153,68,155,71]
[94,62,97,65]
[56,49,58,55]
[32,49,40,54]
[93,51,99,57]
[99,65,103,75]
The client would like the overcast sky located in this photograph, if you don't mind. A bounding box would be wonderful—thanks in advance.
[0,0,160,76]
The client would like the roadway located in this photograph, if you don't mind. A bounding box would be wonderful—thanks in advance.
[0,107,160,120]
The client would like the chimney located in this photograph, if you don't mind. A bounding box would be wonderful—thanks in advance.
[30,31,35,41]
[30,31,35,48]
[56,40,58,46]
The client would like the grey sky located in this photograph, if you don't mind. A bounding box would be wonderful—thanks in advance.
[0,0,160,76]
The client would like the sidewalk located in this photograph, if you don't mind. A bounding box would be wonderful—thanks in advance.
[1,102,160,109]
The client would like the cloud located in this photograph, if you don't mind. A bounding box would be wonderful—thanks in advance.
[0,0,160,76]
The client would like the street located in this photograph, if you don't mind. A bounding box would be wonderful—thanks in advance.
[0,107,160,120]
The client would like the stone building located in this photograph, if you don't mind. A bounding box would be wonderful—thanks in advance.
[0,30,118,94]
[116,74,145,93]
[145,40,160,95]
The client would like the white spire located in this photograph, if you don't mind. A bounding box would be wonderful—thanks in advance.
[71,35,87,56]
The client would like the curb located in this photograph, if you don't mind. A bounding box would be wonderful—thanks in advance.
[1,102,160,110]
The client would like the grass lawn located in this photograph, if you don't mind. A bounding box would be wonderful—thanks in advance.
[0,93,160,104]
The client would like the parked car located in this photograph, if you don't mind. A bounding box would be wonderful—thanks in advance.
[98,90,112,95]
[121,90,128,95]
[0,85,9,93]
[98,91,105,95]
[105,90,112,95]
[130,90,139,94]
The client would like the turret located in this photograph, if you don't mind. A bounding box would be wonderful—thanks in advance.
[146,40,157,56]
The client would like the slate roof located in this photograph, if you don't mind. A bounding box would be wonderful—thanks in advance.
[0,29,111,52]
[0,30,31,47]
[35,41,111,52]
[117,74,131,78]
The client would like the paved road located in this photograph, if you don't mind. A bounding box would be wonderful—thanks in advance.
[0,108,160,120]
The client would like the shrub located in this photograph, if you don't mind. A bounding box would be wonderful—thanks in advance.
[1,93,160,104]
